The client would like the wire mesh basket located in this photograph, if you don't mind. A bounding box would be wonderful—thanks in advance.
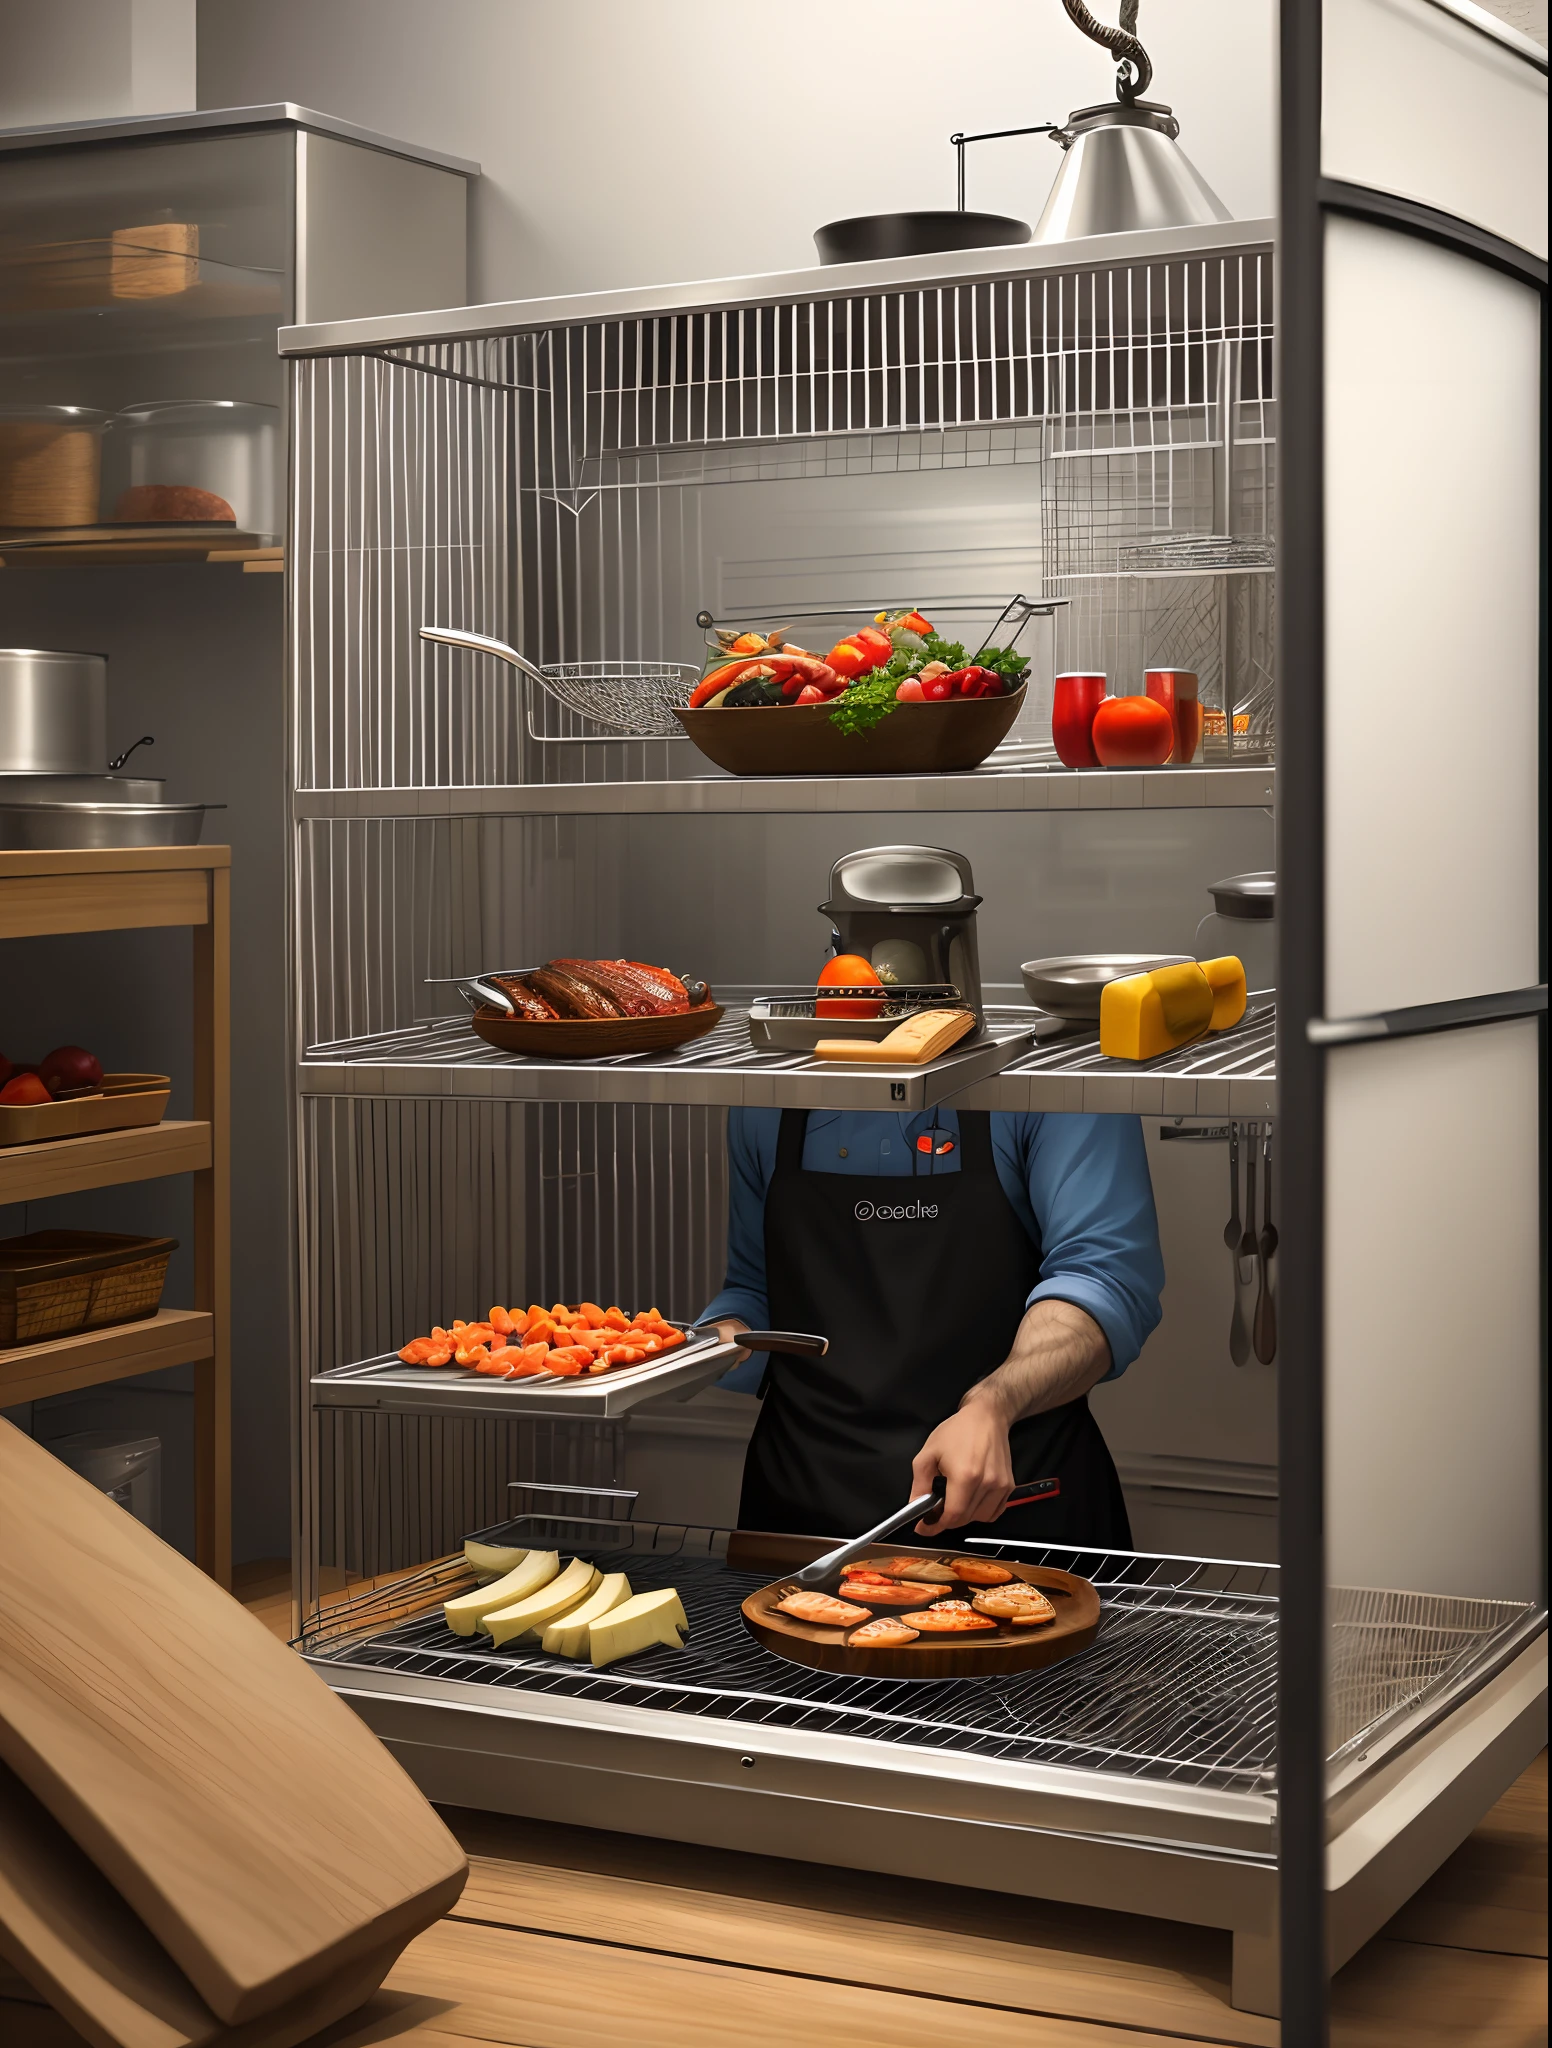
[527,660,701,741]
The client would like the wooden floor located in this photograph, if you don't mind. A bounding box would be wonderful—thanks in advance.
[4,1566,1544,2047]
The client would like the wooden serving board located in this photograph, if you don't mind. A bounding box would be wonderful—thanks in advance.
[0,1762,395,2048]
[0,1420,466,2026]
[740,1546,1100,1681]
[470,999,722,1059]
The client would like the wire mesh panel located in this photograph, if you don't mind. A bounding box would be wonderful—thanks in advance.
[299,1096,729,1579]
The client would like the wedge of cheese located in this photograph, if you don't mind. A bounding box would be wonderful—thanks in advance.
[1099,962,1214,1061]
[541,1571,634,1657]
[812,1008,975,1065]
[443,1549,558,1636]
[588,1587,688,1668]
[1199,955,1247,1031]
[485,1556,600,1647]
[464,1539,527,1583]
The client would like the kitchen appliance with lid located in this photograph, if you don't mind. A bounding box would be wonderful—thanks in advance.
[1196,872,1276,994]
[822,844,985,1034]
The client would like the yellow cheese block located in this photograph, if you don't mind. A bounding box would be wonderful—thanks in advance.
[1200,955,1247,1031]
[813,1008,975,1065]
[541,1570,634,1657]
[588,1587,689,1668]
[485,1556,600,1646]
[443,1549,558,1636]
[464,1539,526,1582]
[1098,957,1246,1060]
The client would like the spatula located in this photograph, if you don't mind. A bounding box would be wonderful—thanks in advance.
[0,1420,466,2028]
[1253,1127,1278,1365]
[1230,1120,1257,1366]
[792,1474,1061,1590]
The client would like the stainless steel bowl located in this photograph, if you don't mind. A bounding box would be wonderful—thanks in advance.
[1020,952,1193,1021]
[0,801,219,849]
[0,773,164,803]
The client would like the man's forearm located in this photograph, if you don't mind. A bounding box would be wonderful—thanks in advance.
[962,1298,1112,1426]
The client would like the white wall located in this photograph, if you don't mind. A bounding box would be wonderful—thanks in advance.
[195,0,1277,304]
[0,0,195,128]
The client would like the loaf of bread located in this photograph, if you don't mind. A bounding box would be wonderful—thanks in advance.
[112,484,236,524]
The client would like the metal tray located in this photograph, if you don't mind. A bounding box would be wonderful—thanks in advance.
[747,982,969,1051]
[310,1322,737,1419]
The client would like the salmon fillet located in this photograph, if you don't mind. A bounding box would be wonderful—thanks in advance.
[773,1589,873,1629]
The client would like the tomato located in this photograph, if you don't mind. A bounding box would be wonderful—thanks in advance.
[0,1073,50,1106]
[795,683,828,704]
[816,953,884,1018]
[852,626,893,665]
[1090,693,1175,767]
[894,675,925,702]
[826,628,892,679]
[940,666,1004,699]
[921,672,956,702]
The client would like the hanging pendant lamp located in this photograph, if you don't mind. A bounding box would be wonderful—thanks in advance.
[1032,1,1232,243]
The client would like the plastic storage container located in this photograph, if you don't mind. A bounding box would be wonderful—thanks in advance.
[106,399,278,538]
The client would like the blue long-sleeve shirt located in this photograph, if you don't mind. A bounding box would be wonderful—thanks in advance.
[702,1108,1164,1393]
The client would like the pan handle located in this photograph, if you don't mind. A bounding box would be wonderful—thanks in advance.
[420,624,551,689]
[696,1326,828,1359]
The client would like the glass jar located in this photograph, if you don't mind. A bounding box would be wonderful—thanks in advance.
[106,399,279,539]
[1195,871,1276,994]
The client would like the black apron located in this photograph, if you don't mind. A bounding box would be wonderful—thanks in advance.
[738,1109,1132,1547]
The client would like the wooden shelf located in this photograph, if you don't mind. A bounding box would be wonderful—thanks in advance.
[0,530,282,569]
[0,1308,214,1408]
[0,843,229,940]
[0,1119,210,1204]
[0,843,229,1582]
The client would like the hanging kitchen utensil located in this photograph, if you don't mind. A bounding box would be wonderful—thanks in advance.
[1230,1119,1257,1368]
[419,623,698,742]
[1033,3,1232,244]
[0,1419,465,2028]
[1254,1125,1278,1365]
[1224,1118,1243,1252]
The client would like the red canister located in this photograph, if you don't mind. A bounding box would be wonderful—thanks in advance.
[1052,672,1107,769]
[1144,668,1202,765]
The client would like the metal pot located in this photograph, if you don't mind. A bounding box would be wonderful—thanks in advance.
[0,649,108,773]
[0,802,218,850]
[1032,102,1231,244]
[0,772,164,803]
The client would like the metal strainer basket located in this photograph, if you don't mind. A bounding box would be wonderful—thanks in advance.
[420,626,698,742]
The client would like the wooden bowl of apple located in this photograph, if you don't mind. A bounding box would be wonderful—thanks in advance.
[0,1046,171,1145]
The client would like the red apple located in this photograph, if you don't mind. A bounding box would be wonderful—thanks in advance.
[0,1072,51,1107]
[39,1045,104,1098]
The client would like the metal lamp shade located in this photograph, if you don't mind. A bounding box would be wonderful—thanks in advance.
[1033,102,1231,244]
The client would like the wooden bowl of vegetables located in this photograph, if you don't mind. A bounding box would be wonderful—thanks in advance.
[674,611,1030,777]
[675,688,1026,776]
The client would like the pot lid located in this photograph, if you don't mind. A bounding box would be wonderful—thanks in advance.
[1207,871,1276,920]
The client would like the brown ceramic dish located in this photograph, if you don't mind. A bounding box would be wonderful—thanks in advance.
[469,1000,724,1060]
[674,687,1026,777]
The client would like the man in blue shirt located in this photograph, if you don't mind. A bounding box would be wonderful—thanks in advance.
[703,1107,1163,1547]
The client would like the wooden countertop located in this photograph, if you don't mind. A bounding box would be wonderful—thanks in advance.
[2,1567,1543,2047]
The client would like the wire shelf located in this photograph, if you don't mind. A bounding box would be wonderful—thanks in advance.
[297,1522,1541,1797]
[964,1002,1278,1117]
[299,1000,1037,1111]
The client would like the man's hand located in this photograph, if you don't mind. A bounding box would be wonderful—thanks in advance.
[711,1317,752,1364]
[910,1299,1112,1532]
[910,1390,1015,1533]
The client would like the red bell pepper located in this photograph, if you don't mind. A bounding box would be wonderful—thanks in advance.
[940,666,1004,698]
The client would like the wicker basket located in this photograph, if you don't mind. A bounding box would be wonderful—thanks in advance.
[0,1230,177,1348]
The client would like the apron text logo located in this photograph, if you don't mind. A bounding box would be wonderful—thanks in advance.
[853,1199,939,1222]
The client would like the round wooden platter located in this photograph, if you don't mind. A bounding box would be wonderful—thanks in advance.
[470,998,723,1059]
[741,1551,1101,1682]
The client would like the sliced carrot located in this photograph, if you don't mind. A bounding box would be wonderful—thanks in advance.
[577,1301,607,1328]
[544,1346,593,1376]
[422,1345,453,1368]
[451,1319,469,1334]
[398,1340,430,1364]
[455,1342,490,1367]
[431,1326,451,1343]
[603,1306,631,1331]
[490,1306,516,1337]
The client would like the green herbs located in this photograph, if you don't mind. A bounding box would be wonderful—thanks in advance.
[828,669,908,736]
